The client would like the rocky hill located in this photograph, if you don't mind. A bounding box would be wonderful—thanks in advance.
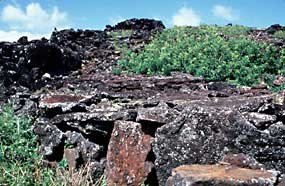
[1,19,285,185]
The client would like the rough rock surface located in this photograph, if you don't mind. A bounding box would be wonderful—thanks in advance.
[0,39,81,91]
[153,93,285,185]
[166,165,278,186]
[221,153,265,170]
[106,121,153,186]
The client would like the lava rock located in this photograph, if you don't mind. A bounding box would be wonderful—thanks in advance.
[28,40,81,75]
[17,36,28,44]
[33,118,65,161]
[136,102,179,124]
[221,153,265,170]
[65,131,102,163]
[166,165,279,186]
[0,37,81,92]
[153,95,285,185]
[266,24,285,34]
[110,18,165,31]
[106,120,153,186]
[207,82,236,91]
[278,177,285,186]
[39,94,92,116]
[242,112,276,130]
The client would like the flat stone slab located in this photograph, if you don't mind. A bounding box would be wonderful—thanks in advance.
[39,94,92,113]
[166,165,278,186]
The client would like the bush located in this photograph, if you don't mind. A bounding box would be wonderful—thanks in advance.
[0,105,58,186]
[0,105,106,186]
[116,25,285,87]
[273,30,285,39]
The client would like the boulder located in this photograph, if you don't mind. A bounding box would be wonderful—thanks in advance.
[106,120,153,186]
[153,94,285,185]
[242,112,276,130]
[33,118,65,161]
[28,40,81,75]
[65,131,102,163]
[136,102,179,124]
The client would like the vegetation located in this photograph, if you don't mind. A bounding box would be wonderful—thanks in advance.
[0,105,105,186]
[273,30,285,39]
[0,105,58,185]
[115,25,285,87]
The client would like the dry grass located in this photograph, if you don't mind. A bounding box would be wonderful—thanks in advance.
[55,162,95,186]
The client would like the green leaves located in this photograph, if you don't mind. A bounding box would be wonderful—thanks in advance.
[273,30,285,39]
[0,105,60,185]
[116,25,285,88]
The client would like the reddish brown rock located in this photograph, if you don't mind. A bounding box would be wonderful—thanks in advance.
[166,165,278,186]
[106,120,153,186]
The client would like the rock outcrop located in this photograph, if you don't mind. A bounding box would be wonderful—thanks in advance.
[153,92,285,185]
[0,39,81,91]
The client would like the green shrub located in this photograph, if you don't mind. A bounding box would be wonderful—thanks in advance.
[200,24,250,37]
[0,105,102,185]
[273,30,285,39]
[117,25,285,87]
[0,105,58,186]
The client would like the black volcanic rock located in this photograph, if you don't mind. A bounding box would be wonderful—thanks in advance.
[50,29,108,60]
[0,18,166,105]
[266,24,285,34]
[28,40,81,75]
[153,94,285,185]
[0,39,81,90]
[110,18,165,31]
[17,36,28,44]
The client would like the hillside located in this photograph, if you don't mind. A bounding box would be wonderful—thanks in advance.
[0,19,285,186]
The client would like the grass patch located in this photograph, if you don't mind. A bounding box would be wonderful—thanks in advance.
[0,105,106,185]
[0,105,58,185]
[116,25,285,87]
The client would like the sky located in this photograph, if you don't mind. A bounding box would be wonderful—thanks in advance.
[0,0,285,41]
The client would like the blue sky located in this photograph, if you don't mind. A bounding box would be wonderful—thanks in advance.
[0,0,285,41]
